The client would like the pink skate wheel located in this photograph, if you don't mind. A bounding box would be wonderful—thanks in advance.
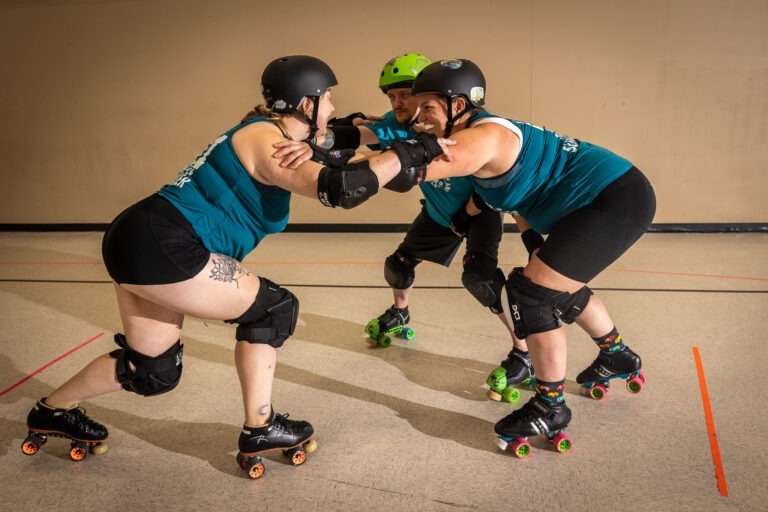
[589,384,607,401]
[551,432,573,454]
[626,376,644,393]
[510,438,532,458]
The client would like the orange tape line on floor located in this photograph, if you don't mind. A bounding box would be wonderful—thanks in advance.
[692,346,729,497]
[0,333,105,397]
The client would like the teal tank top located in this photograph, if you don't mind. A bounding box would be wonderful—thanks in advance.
[157,117,291,261]
[469,116,632,234]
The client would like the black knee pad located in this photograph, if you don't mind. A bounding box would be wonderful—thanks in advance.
[500,267,577,339]
[384,251,418,290]
[226,277,299,348]
[110,333,183,397]
[560,286,593,324]
[461,252,505,313]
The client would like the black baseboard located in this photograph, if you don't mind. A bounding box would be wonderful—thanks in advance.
[0,223,766,233]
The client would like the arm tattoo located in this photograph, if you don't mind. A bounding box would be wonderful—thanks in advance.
[209,255,251,288]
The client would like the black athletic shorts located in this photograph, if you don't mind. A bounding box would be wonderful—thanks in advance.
[102,194,210,285]
[536,166,656,283]
[397,205,504,267]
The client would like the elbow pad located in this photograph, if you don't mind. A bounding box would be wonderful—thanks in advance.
[383,164,427,193]
[317,162,379,209]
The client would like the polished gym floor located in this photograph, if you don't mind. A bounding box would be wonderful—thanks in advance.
[0,231,765,511]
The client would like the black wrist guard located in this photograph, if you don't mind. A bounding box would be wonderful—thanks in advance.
[310,143,356,168]
[329,124,361,149]
[388,132,444,170]
[317,162,379,209]
[329,112,366,127]
[521,229,545,256]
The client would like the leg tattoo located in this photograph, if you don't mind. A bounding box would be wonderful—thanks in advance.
[209,255,251,288]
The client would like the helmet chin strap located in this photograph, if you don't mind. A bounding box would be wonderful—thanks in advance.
[295,96,320,141]
[443,96,471,137]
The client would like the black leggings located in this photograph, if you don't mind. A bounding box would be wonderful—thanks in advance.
[536,166,656,283]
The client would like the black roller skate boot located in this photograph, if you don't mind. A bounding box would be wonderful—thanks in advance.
[22,398,109,461]
[236,409,317,479]
[486,349,535,403]
[494,396,573,458]
[577,347,646,400]
[364,305,414,347]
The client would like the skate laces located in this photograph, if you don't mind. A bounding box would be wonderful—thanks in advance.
[272,412,309,433]
[69,407,99,430]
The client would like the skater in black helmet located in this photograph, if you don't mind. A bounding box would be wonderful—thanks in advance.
[21,55,451,477]
[368,58,655,456]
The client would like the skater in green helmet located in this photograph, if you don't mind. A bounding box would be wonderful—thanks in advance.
[274,54,536,394]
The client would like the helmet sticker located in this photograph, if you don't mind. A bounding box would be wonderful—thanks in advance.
[470,87,485,103]
[274,99,287,110]
[440,59,464,69]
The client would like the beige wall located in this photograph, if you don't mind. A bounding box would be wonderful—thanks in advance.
[1,0,766,224]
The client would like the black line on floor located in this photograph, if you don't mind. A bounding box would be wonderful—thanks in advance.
[0,278,766,294]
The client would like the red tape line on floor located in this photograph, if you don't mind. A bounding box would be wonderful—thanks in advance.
[0,332,104,397]
[692,346,729,497]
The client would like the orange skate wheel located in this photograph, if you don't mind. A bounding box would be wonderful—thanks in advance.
[69,442,87,461]
[247,460,265,479]
[21,437,40,456]
[290,448,307,465]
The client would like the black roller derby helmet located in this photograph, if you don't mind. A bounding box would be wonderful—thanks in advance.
[412,59,486,136]
[261,55,338,138]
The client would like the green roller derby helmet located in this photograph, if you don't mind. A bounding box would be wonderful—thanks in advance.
[379,53,432,93]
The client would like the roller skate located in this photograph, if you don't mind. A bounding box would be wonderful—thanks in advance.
[486,349,535,403]
[577,347,646,400]
[21,398,108,461]
[236,408,317,480]
[364,305,414,347]
[494,396,573,458]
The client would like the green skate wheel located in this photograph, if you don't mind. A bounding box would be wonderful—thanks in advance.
[377,334,392,347]
[486,367,507,392]
[364,319,380,339]
[501,388,521,403]
[402,327,415,340]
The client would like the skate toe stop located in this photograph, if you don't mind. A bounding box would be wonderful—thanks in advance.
[90,443,108,455]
